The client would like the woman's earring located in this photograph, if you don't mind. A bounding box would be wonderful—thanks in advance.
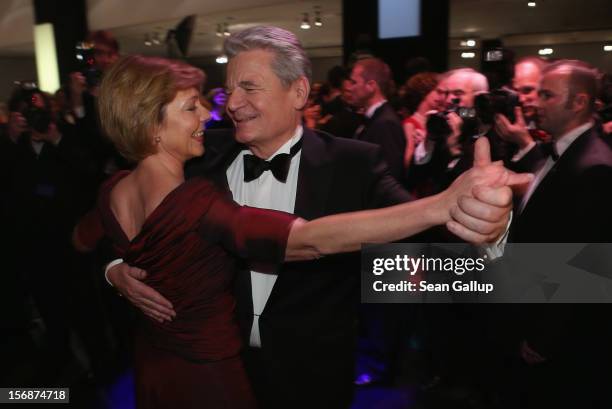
[155,136,161,144]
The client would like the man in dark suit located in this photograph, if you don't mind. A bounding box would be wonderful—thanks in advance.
[349,57,406,183]
[506,60,612,408]
[106,26,521,409]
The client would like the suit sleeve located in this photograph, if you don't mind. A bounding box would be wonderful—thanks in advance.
[369,120,407,183]
[363,144,412,208]
[198,190,297,272]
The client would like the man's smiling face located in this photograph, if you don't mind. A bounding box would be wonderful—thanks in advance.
[225,49,303,156]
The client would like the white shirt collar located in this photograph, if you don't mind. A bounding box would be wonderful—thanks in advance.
[265,125,304,159]
[365,99,387,118]
[554,121,593,158]
[31,140,44,156]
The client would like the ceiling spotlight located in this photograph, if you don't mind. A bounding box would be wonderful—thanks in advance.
[314,11,323,27]
[604,45,612,52]
[300,13,311,30]
[152,32,161,45]
[461,52,476,59]
[216,24,223,37]
[466,39,476,47]
[538,48,553,55]
[144,33,152,46]
[527,2,536,7]
[216,54,228,64]
[223,22,230,36]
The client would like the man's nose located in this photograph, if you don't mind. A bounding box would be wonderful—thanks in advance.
[226,90,245,112]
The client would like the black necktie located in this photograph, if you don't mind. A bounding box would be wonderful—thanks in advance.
[243,138,303,183]
[541,141,559,162]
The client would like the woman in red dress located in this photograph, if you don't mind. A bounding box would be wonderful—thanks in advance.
[402,72,446,171]
[73,55,520,408]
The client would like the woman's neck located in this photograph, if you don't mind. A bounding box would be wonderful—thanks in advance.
[138,153,185,184]
[412,109,426,126]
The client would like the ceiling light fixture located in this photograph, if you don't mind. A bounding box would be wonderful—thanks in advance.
[144,33,152,46]
[527,2,536,7]
[216,24,223,37]
[314,10,323,27]
[461,52,475,59]
[300,13,311,30]
[223,22,230,36]
[152,32,161,45]
[538,48,553,55]
[604,45,612,52]
[216,54,228,64]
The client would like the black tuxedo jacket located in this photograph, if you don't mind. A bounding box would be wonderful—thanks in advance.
[510,125,612,242]
[186,128,410,406]
[507,125,612,362]
[355,102,406,183]
[187,127,410,346]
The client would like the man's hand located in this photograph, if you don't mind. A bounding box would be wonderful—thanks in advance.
[7,111,27,143]
[446,137,532,244]
[494,107,534,150]
[446,112,464,156]
[38,122,62,145]
[303,103,321,129]
[107,262,176,323]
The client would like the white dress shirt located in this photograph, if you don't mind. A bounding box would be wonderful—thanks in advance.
[226,126,303,348]
[365,99,387,119]
[354,99,387,137]
[518,121,593,213]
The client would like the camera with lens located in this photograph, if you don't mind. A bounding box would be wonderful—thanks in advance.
[76,41,103,87]
[426,98,477,143]
[473,88,520,125]
[9,81,53,134]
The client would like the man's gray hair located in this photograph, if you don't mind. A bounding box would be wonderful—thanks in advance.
[224,25,312,87]
[442,68,489,93]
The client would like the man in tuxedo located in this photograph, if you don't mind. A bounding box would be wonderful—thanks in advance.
[494,57,550,163]
[349,57,406,182]
[508,60,612,408]
[106,26,520,408]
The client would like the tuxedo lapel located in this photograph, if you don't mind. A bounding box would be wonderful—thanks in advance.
[294,128,334,220]
[511,128,593,238]
[522,128,594,215]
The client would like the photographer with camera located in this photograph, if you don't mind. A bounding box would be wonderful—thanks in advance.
[68,31,125,191]
[494,57,551,165]
[1,84,95,383]
[407,68,490,196]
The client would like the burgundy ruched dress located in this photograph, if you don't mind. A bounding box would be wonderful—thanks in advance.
[77,171,296,409]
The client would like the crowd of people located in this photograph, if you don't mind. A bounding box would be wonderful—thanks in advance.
[1,24,611,409]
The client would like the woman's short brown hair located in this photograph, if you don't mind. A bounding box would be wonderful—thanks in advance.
[98,55,205,162]
[403,72,439,114]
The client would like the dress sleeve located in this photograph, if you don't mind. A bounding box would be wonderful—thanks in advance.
[197,189,297,272]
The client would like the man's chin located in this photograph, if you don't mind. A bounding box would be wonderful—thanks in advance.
[234,129,257,144]
[523,107,537,119]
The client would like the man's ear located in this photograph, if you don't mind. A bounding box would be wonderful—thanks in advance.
[571,92,589,114]
[292,76,310,110]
